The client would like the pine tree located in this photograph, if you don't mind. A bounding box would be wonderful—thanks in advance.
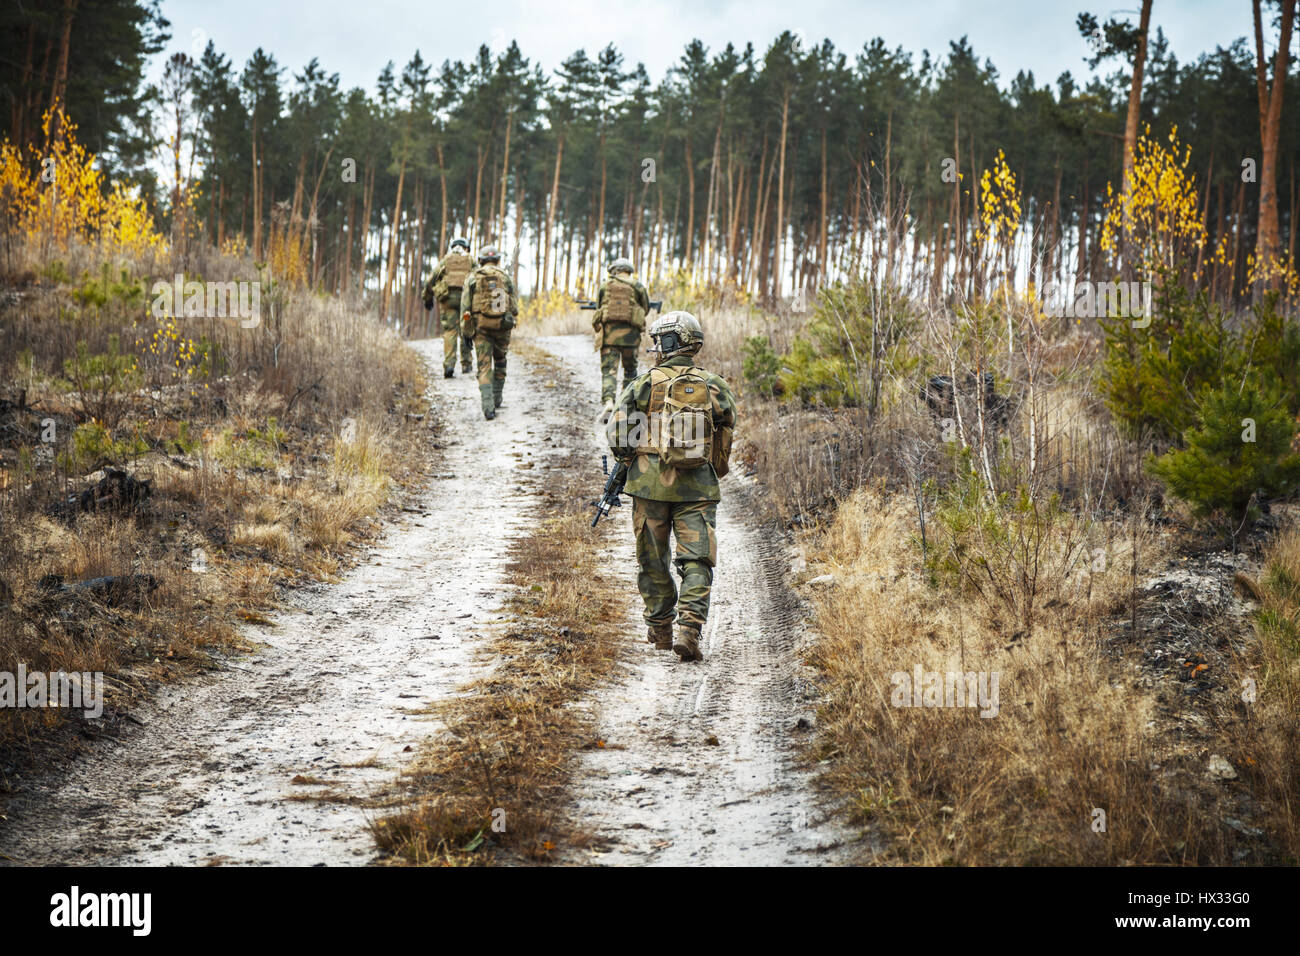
[1149,380,1300,537]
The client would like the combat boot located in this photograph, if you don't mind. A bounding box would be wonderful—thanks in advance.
[646,623,673,650]
[493,383,505,409]
[479,384,496,420]
[673,624,704,662]
[444,368,455,379]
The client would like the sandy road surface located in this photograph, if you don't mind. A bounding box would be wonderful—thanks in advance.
[0,338,559,865]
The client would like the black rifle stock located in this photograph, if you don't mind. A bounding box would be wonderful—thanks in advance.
[592,455,630,527]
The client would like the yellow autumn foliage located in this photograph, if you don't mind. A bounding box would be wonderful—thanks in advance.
[977,149,1022,247]
[269,224,308,285]
[0,106,163,257]
[1100,126,1205,278]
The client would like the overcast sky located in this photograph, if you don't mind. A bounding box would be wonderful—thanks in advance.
[150,0,1265,97]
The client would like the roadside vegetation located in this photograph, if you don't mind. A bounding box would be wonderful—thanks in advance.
[0,111,429,764]
[547,127,1300,864]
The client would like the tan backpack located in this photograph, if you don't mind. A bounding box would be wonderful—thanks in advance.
[602,275,644,328]
[432,251,472,301]
[471,265,513,329]
[646,366,715,470]
[443,252,472,289]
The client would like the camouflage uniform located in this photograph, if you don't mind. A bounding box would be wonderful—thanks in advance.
[607,353,738,631]
[421,250,475,374]
[461,263,518,419]
[593,272,651,406]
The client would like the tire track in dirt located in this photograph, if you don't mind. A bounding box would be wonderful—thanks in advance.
[0,339,565,866]
[533,334,849,866]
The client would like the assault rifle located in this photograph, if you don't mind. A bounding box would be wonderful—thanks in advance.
[579,299,663,312]
[592,454,630,527]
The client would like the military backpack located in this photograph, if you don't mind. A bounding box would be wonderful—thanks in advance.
[432,251,472,302]
[470,265,514,329]
[601,275,645,329]
[643,365,729,475]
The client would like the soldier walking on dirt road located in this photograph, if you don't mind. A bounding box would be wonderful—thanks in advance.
[592,256,651,422]
[461,246,518,420]
[606,311,737,662]
[421,237,475,378]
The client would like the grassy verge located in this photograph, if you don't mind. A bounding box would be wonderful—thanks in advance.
[795,488,1282,863]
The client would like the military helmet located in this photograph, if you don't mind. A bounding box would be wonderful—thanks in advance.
[477,246,501,264]
[609,256,634,275]
[450,236,469,251]
[648,310,703,358]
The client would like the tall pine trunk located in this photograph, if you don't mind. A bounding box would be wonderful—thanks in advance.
[381,159,406,321]
[543,132,564,293]
[773,91,790,302]
[1252,0,1296,294]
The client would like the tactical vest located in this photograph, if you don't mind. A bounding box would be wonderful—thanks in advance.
[470,265,512,329]
[640,366,718,471]
[443,252,471,290]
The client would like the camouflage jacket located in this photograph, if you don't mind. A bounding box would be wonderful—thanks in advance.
[607,353,738,502]
[461,264,518,321]
[594,274,650,349]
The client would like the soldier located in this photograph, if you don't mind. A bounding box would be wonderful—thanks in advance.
[460,246,518,420]
[592,256,651,422]
[606,311,737,662]
[421,237,475,378]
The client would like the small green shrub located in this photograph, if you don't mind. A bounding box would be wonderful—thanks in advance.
[61,420,148,472]
[778,282,916,407]
[1100,275,1241,443]
[1149,380,1300,534]
[742,335,782,398]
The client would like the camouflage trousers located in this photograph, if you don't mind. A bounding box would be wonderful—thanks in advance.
[600,345,638,406]
[438,297,473,372]
[631,496,718,630]
[474,326,512,417]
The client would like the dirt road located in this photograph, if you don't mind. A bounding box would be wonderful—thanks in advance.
[540,334,848,865]
[0,333,845,866]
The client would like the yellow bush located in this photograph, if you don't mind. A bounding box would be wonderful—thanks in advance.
[0,106,163,256]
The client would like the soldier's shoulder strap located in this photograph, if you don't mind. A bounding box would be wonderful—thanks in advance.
[644,366,680,395]
[649,364,707,389]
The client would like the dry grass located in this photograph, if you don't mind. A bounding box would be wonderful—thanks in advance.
[0,239,430,761]
[1230,528,1300,861]
[373,459,627,865]
[799,488,1252,864]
